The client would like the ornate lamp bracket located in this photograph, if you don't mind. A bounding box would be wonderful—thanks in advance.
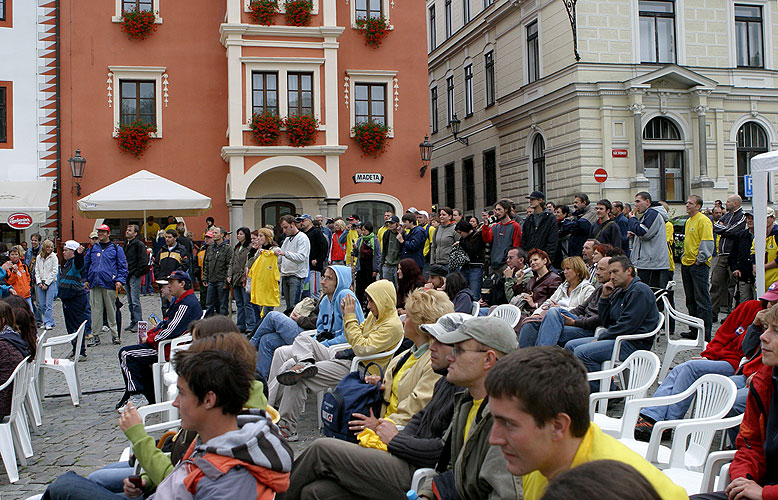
[561,0,580,61]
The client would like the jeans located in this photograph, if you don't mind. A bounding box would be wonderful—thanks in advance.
[281,275,304,310]
[87,461,133,493]
[382,264,398,287]
[565,337,639,392]
[463,265,483,300]
[36,281,58,328]
[141,270,154,294]
[205,281,229,316]
[528,308,592,347]
[250,311,304,378]
[682,263,713,341]
[233,285,255,332]
[641,359,734,423]
[125,275,142,326]
[62,293,90,356]
[42,470,125,500]
[252,304,274,324]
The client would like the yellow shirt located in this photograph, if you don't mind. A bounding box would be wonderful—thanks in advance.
[344,229,359,266]
[143,222,161,240]
[377,225,388,253]
[463,398,484,444]
[750,228,778,289]
[665,221,675,272]
[424,224,435,257]
[384,349,422,417]
[681,212,713,266]
[248,249,281,309]
[522,423,688,500]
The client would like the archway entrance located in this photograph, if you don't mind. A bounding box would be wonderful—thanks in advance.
[262,201,296,241]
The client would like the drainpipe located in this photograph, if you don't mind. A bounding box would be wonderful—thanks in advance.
[55,0,62,244]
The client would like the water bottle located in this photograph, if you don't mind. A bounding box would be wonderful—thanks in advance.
[406,490,419,500]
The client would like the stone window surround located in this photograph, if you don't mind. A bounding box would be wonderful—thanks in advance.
[726,0,773,70]
[346,69,396,137]
[630,0,686,65]
[109,66,166,138]
[112,0,163,23]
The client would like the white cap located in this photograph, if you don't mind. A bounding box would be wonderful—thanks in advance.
[406,207,418,214]
[64,240,79,251]
[418,210,429,218]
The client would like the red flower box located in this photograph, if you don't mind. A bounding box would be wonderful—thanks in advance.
[285,114,319,147]
[250,111,283,146]
[121,9,157,40]
[355,16,389,48]
[352,120,390,157]
[284,0,312,26]
[115,120,157,158]
[249,0,277,25]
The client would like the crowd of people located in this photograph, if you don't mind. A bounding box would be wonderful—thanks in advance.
[1,189,777,500]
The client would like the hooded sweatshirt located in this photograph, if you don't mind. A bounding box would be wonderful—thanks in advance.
[342,279,404,370]
[626,204,670,270]
[316,265,365,346]
[149,412,292,500]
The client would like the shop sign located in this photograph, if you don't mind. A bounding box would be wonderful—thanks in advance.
[7,213,33,229]
[353,173,383,184]
[612,149,628,158]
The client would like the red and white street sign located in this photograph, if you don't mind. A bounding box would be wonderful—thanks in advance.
[612,149,628,157]
[7,213,32,229]
[594,168,608,183]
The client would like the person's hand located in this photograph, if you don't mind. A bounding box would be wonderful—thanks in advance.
[733,270,742,279]
[364,375,382,386]
[312,259,317,266]
[396,232,404,243]
[348,408,379,433]
[341,294,356,315]
[376,418,399,443]
[123,477,146,498]
[372,271,377,279]
[41,283,48,291]
[77,244,85,254]
[479,299,488,307]
[601,281,615,298]
[290,311,301,321]
[118,402,143,431]
[397,307,406,315]
[563,316,576,326]
[226,276,231,284]
[754,309,768,328]
[725,477,763,500]
[8,288,16,296]
[273,248,284,257]
[503,266,514,278]
[202,282,208,287]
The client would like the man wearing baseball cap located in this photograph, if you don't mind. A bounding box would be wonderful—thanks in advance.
[154,228,190,314]
[417,316,520,500]
[116,270,203,409]
[59,240,90,360]
[521,191,558,260]
[379,215,402,285]
[84,224,128,345]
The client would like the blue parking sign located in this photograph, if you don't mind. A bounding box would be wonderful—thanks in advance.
[744,175,753,197]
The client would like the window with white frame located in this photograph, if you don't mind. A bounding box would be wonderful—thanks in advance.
[109,66,166,137]
[0,86,7,144]
[639,0,676,63]
[251,72,279,116]
[244,0,319,16]
[346,70,396,137]
[431,86,439,134]
[0,0,6,21]
[445,0,452,38]
[349,0,390,27]
[463,0,470,24]
[735,4,763,68]
[242,59,323,127]
[527,21,539,83]
[485,51,495,107]
[288,72,314,117]
[446,76,454,125]
[464,65,473,116]
[484,0,494,8]
[429,6,437,50]
[532,134,546,194]
[113,0,161,22]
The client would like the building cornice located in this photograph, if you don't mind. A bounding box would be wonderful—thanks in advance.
[219,23,345,46]
[220,145,348,162]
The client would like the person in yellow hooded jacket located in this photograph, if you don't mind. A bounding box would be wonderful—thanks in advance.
[247,228,281,321]
[274,279,404,441]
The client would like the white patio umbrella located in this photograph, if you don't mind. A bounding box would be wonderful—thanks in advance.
[750,150,778,296]
[77,170,212,239]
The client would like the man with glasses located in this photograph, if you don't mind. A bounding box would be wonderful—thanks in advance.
[417,316,520,500]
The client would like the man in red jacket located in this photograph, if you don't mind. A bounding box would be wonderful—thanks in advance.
[691,302,778,500]
[633,285,778,441]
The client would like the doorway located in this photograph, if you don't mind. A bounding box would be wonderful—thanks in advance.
[262,202,296,241]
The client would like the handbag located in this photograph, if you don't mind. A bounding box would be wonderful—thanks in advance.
[448,245,470,271]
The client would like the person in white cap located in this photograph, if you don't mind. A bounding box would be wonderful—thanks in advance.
[59,240,90,360]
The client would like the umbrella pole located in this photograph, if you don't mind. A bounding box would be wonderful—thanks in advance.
[143,210,147,241]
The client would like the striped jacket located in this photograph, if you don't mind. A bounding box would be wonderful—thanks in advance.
[147,289,202,353]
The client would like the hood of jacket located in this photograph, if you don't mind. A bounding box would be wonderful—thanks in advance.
[646,204,669,222]
[317,265,364,339]
[365,279,398,321]
[331,264,354,303]
[0,325,29,357]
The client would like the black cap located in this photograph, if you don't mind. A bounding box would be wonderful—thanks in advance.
[526,191,545,200]
[428,264,448,277]
[388,215,400,223]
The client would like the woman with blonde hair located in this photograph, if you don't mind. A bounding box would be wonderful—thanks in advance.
[247,227,280,322]
[35,239,59,330]
[330,218,347,265]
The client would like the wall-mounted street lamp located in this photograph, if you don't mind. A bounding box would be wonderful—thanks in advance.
[419,135,432,177]
[68,149,87,195]
[449,114,468,145]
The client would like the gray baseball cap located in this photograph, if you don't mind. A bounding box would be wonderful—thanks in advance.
[420,313,473,339]
[433,316,518,355]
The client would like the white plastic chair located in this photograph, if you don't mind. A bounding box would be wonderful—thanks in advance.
[488,304,521,328]
[118,401,181,463]
[617,374,737,469]
[39,321,86,406]
[659,294,706,381]
[24,329,52,429]
[0,356,30,483]
[602,312,664,372]
[587,351,660,435]
[153,333,192,402]
[411,468,436,492]
[471,301,480,316]
[662,428,739,495]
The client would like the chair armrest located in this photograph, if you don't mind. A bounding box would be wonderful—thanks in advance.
[701,450,736,494]
[156,339,174,364]
[589,388,648,418]
[587,364,628,382]
[42,332,78,347]
[618,386,702,438]
[302,329,317,337]
[138,401,176,422]
[665,416,742,469]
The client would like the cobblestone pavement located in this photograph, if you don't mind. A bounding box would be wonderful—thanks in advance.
[1,272,707,497]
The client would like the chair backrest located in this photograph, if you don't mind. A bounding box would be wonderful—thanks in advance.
[32,328,52,386]
[621,351,661,401]
[489,304,521,328]
[681,375,738,468]
[1,356,30,425]
[609,312,664,366]
[471,301,480,316]
[170,333,192,352]
[71,321,87,371]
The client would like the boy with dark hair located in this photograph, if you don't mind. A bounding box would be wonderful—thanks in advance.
[486,346,687,500]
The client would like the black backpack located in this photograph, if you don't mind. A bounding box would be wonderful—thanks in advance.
[320,362,384,442]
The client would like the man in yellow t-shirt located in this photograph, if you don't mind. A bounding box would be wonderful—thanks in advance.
[681,195,714,341]
[143,216,161,241]
[486,346,688,500]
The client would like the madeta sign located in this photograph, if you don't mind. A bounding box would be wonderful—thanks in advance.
[352,173,384,184]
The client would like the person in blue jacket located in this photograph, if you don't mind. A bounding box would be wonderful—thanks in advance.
[250,265,364,380]
[84,224,128,345]
[397,213,426,271]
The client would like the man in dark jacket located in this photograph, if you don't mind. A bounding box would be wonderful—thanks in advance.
[398,213,426,270]
[521,191,558,261]
[565,255,660,390]
[482,200,522,275]
[154,229,189,312]
[711,194,747,321]
[277,313,465,500]
[589,199,622,248]
[297,214,328,300]
[84,224,128,345]
[730,212,755,304]
[380,216,402,285]
[203,226,233,316]
[175,221,193,273]
[123,225,147,334]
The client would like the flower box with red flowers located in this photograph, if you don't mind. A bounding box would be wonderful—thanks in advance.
[352,120,390,158]
[249,0,277,25]
[115,120,157,158]
[250,111,284,146]
[355,16,390,48]
[121,9,157,40]
[285,114,319,147]
[284,0,313,26]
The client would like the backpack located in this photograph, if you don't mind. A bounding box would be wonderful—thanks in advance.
[320,362,384,443]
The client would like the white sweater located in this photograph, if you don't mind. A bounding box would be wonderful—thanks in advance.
[534,279,595,316]
[35,252,59,286]
[279,232,310,278]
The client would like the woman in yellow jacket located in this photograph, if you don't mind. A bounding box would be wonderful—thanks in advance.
[351,288,455,435]
[247,228,281,322]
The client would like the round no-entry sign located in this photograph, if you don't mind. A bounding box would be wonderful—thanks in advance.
[594,168,608,183]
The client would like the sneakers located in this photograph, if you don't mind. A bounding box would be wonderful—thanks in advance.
[129,393,149,408]
[278,425,299,442]
[277,362,318,386]
[124,323,135,332]
[112,335,121,345]
[634,415,655,442]
[86,334,101,347]
[102,325,110,333]
[44,325,53,330]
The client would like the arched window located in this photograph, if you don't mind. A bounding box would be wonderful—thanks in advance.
[532,134,546,194]
[342,200,395,229]
[643,117,685,202]
[737,122,768,200]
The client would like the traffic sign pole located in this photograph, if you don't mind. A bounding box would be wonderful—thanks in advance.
[594,168,608,201]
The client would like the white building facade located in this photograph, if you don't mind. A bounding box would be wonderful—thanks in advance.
[428,0,778,213]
